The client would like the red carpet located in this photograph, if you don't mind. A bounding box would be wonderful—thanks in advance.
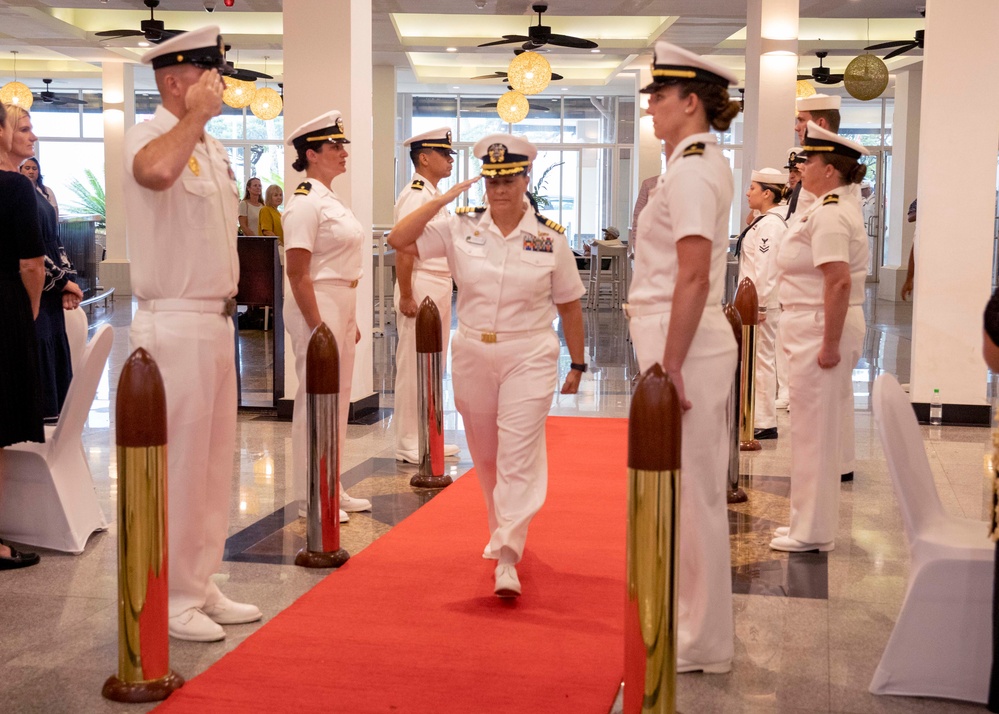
[156,416,627,713]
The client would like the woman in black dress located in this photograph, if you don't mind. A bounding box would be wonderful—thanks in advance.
[0,102,45,569]
[3,105,82,420]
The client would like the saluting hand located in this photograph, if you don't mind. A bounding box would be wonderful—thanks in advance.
[442,175,481,204]
[186,69,224,122]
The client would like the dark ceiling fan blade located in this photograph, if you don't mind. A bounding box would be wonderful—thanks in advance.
[470,72,508,80]
[227,65,273,82]
[797,74,813,81]
[884,44,917,60]
[546,34,598,49]
[40,94,87,106]
[478,35,531,48]
[813,74,843,85]
[864,40,912,50]
[95,29,144,38]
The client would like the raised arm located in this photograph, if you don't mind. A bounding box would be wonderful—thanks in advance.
[388,176,479,255]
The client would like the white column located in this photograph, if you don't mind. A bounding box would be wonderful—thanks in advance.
[910,0,999,420]
[100,61,134,295]
[633,68,662,240]
[372,65,396,228]
[282,0,375,411]
[878,69,921,301]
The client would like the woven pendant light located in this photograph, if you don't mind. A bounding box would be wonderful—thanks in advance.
[795,80,816,99]
[0,51,33,110]
[497,90,529,123]
[223,77,256,109]
[507,51,552,95]
[250,56,283,120]
[844,54,889,101]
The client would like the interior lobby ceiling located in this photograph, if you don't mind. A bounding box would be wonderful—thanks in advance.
[0,0,927,93]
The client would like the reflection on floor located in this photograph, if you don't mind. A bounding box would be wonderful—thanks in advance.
[0,289,990,713]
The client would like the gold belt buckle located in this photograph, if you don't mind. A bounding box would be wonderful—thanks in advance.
[223,298,237,317]
[349,279,359,288]
[481,332,497,343]
[622,303,632,318]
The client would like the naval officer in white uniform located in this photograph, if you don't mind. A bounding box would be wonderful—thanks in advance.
[123,26,260,642]
[771,122,869,553]
[388,134,586,599]
[393,127,460,464]
[625,41,740,674]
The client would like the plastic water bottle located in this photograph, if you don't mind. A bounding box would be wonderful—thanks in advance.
[929,389,942,426]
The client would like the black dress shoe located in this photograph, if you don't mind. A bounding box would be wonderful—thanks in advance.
[841,471,854,482]
[0,540,40,570]
[754,427,778,440]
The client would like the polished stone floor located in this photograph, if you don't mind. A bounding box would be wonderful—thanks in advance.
[0,290,992,713]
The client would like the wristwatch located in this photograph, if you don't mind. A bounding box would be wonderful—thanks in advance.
[570,362,588,373]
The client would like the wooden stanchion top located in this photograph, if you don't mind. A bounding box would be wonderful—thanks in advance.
[416,296,443,354]
[628,364,681,471]
[307,323,340,395]
[733,277,759,326]
[116,348,167,447]
[723,303,743,352]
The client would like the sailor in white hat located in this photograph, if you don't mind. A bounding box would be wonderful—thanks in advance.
[771,120,869,553]
[392,127,460,464]
[387,133,586,600]
[794,93,841,145]
[282,110,372,524]
[630,40,741,674]
[735,168,789,440]
[123,25,260,642]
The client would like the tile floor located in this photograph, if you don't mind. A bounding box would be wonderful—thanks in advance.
[0,292,993,713]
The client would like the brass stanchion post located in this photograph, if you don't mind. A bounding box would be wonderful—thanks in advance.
[625,364,681,714]
[734,277,761,451]
[410,296,451,489]
[295,323,350,568]
[103,348,183,703]
[724,304,748,504]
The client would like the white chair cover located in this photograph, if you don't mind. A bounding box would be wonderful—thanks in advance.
[0,324,113,554]
[869,373,994,703]
[64,306,89,375]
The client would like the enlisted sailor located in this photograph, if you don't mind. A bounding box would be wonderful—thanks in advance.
[392,127,461,464]
[783,146,805,220]
[123,25,261,642]
[282,110,373,524]
[626,40,741,674]
[770,122,869,553]
[388,133,586,599]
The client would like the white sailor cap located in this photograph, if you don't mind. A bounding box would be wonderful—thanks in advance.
[751,168,788,185]
[796,93,841,112]
[404,127,455,154]
[141,25,228,74]
[286,110,350,150]
[473,133,537,177]
[640,41,738,93]
[785,147,805,169]
[800,120,869,160]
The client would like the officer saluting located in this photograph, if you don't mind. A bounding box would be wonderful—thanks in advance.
[392,127,461,464]
[123,25,260,642]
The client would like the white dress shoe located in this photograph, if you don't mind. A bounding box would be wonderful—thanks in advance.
[169,608,225,642]
[494,564,521,598]
[677,658,731,674]
[769,535,834,553]
[298,505,350,523]
[398,445,460,463]
[444,444,460,458]
[482,543,498,560]
[774,526,789,537]
[202,595,262,625]
[340,493,371,513]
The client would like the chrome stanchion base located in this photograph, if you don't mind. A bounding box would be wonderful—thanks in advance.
[102,671,184,703]
[409,473,453,489]
[739,439,761,452]
[295,548,350,569]
[726,487,748,504]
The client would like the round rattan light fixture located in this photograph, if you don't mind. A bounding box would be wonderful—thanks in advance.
[795,79,816,99]
[250,86,283,120]
[507,51,552,95]
[844,54,889,101]
[497,90,530,123]
[223,77,256,109]
[0,51,32,110]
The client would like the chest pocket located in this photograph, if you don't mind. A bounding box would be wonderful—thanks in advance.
[182,177,219,229]
[454,239,488,284]
[519,249,555,301]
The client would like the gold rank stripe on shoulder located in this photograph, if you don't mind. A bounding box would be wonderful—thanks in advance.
[455,206,486,215]
[682,142,706,158]
[410,179,425,191]
[294,181,312,196]
[823,193,840,205]
[534,211,566,234]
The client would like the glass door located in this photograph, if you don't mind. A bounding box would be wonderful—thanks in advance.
[860,150,890,282]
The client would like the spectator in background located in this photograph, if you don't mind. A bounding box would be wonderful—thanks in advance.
[238,176,263,235]
[19,157,59,215]
[258,184,284,244]
[901,199,917,301]
[630,174,659,244]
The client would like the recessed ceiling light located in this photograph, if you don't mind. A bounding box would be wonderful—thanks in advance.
[561,87,568,91]
[138,41,151,47]
[446,47,458,52]
[452,85,460,89]
[590,49,600,53]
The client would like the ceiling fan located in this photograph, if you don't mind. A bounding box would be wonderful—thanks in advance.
[95,0,181,44]
[223,45,273,83]
[34,79,87,106]
[471,101,552,113]
[470,70,563,82]
[478,3,597,51]
[797,51,844,85]
[865,29,925,60]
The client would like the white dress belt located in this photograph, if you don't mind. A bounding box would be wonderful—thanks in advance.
[622,302,669,318]
[138,298,237,316]
[457,323,552,344]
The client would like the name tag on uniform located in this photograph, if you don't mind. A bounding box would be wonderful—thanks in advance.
[522,233,553,253]
[465,232,486,245]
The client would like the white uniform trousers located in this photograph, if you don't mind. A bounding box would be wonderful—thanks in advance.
[393,271,453,459]
[285,284,357,503]
[629,313,737,666]
[754,311,778,430]
[451,329,559,563]
[774,307,789,404]
[781,306,864,545]
[129,310,237,617]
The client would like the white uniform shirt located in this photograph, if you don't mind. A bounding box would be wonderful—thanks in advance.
[282,180,365,283]
[777,189,869,307]
[123,105,240,301]
[393,176,450,275]
[416,200,584,332]
[738,206,787,309]
[629,133,735,356]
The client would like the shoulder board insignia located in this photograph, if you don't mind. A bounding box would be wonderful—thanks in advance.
[682,142,706,158]
[410,179,425,191]
[294,181,312,196]
[535,211,566,234]
[823,194,840,205]
[455,206,486,215]
[187,156,200,176]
